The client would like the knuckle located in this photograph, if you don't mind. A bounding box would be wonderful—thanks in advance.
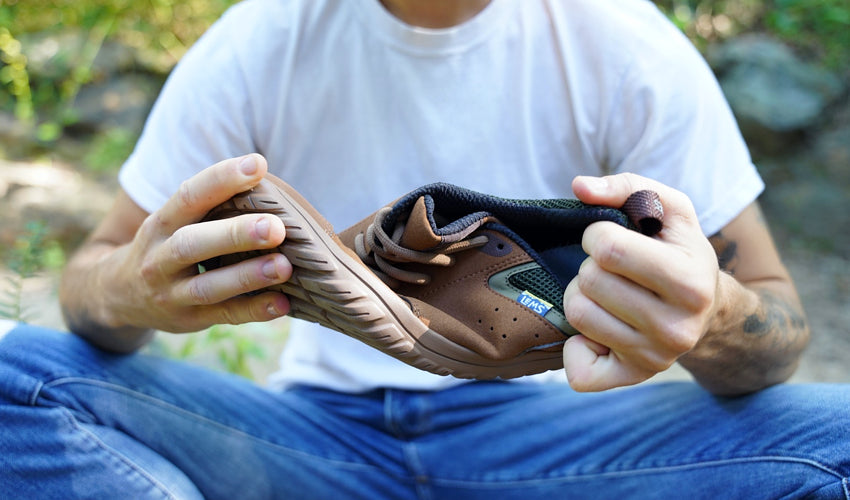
[139,214,158,234]
[591,232,625,269]
[217,306,240,325]
[642,354,671,375]
[677,279,715,312]
[140,212,170,239]
[187,278,214,305]
[565,367,592,391]
[228,219,246,249]
[177,179,195,209]
[620,172,642,194]
[169,228,197,264]
[668,334,697,356]
[150,290,171,309]
[139,257,160,283]
[641,359,664,374]
[234,265,259,294]
[671,190,697,217]
[576,262,599,293]
[632,357,673,383]
[564,296,590,332]
[654,320,698,355]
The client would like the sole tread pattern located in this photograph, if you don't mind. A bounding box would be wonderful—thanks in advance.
[205,181,565,380]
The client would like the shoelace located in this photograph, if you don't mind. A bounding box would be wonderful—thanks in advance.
[353,207,489,287]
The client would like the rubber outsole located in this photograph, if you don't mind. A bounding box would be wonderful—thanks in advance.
[205,178,564,379]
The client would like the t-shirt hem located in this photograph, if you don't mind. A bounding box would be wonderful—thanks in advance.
[118,155,171,215]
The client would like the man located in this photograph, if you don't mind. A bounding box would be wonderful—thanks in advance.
[1,0,847,498]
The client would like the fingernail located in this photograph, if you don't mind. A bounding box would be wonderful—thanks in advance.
[239,155,257,176]
[255,218,270,241]
[262,259,278,279]
[267,302,280,316]
[267,296,287,317]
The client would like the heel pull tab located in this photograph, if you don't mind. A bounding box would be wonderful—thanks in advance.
[621,190,664,236]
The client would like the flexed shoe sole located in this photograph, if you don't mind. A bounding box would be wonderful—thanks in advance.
[203,177,471,377]
[202,175,662,379]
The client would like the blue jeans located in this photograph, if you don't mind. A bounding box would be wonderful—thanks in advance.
[1,324,848,499]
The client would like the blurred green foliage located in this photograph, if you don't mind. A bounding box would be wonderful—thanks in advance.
[764,0,850,69]
[0,26,34,123]
[0,0,239,146]
[0,0,237,61]
[83,127,138,171]
[653,0,850,69]
[0,221,66,323]
[147,322,290,381]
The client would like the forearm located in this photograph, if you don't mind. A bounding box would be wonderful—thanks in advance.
[679,272,809,396]
[59,241,154,353]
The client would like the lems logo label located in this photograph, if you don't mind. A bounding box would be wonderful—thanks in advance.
[517,291,553,316]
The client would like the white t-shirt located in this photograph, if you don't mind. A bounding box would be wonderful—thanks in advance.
[119,0,763,393]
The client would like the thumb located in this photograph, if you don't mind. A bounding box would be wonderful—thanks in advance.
[573,173,696,230]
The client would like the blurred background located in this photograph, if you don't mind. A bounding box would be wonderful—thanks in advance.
[1,0,848,383]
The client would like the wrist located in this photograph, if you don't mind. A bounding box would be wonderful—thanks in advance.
[60,244,153,352]
[679,272,806,395]
[704,271,757,341]
[678,272,757,394]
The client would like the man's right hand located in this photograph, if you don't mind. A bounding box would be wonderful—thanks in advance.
[60,154,292,352]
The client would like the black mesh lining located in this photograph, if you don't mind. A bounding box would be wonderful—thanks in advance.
[507,267,566,315]
[383,182,630,252]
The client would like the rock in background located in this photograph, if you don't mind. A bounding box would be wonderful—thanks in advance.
[704,33,850,384]
[707,34,844,156]
[0,29,167,156]
[707,34,850,258]
[1,29,165,260]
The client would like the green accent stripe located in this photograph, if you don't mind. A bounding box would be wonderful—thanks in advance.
[489,263,577,336]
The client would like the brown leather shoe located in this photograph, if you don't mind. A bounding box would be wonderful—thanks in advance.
[201,175,662,379]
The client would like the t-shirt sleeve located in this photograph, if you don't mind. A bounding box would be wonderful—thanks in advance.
[600,15,764,236]
[117,3,260,214]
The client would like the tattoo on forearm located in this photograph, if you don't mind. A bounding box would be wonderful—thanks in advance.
[743,291,806,338]
[692,210,809,391]
[742,290,808,381]
[713,288,808,387]
[709,231,739,274]
[709,227,806,344]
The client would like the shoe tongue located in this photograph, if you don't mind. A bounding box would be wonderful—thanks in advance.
[398,196,442,251]
[395,195,496,251]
